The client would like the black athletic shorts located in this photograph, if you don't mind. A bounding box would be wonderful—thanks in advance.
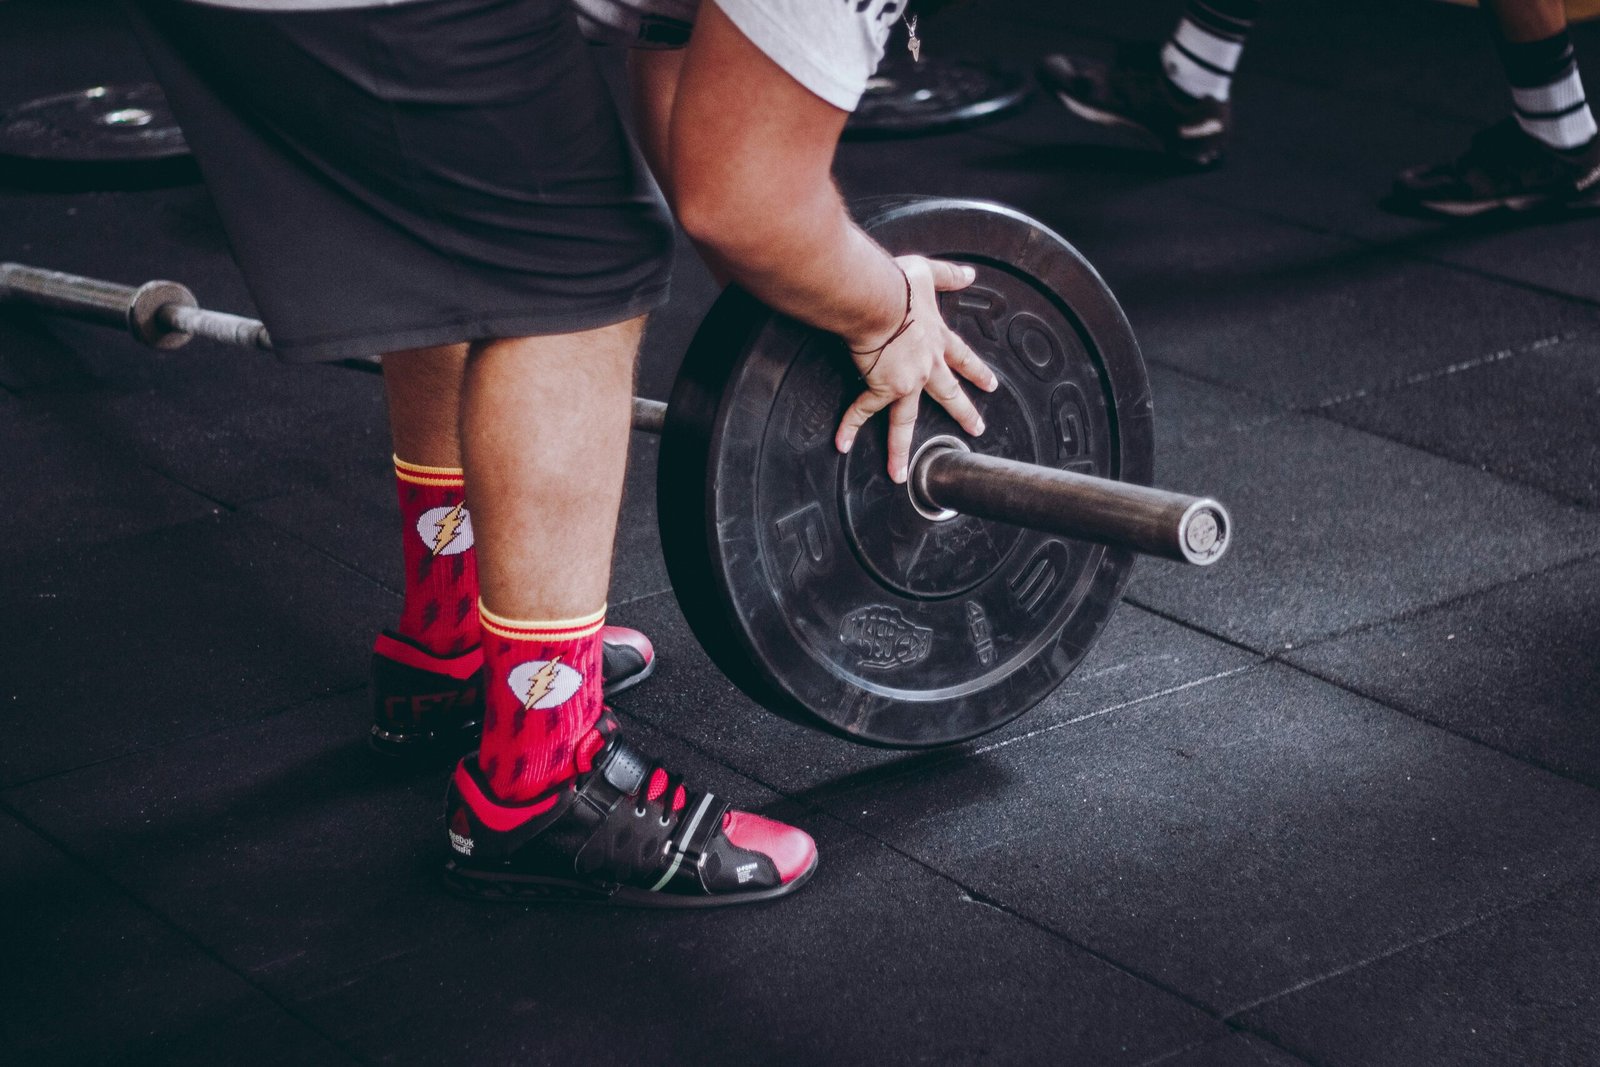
[130,0,674,362]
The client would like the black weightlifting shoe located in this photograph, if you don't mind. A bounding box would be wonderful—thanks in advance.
[1389,118,1600,218]
[369,626,657,758]
[597,625,656,698]
[369,632,484,757]
[1039,46,1230,168]
[442,718,817,908]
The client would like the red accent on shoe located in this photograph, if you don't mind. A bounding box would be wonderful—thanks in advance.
[646,768,669,803]
[452,761,559,832]
[722,812,816,885]
[600,624,653,666]
[374,632,483,680]
[671,785,686,812]
[574,729,606,774]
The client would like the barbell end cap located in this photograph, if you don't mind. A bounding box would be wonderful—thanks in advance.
[127,279,198,351]
[1177,499,1231,566]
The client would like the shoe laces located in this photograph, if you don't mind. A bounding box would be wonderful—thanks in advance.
[572,720,690,823]
[642,766,688,817]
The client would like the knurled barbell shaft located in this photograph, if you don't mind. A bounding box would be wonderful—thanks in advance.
[915,448,1231,566]
[0,260,1230,565]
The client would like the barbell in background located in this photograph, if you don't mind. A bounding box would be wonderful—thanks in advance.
[0,260,1228,567]
[0,197,1234,748]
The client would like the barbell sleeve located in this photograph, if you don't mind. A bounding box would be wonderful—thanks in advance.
[159,302,273,351]
[914,446,1231,566]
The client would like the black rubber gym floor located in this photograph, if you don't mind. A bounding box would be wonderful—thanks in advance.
[4,1,1599,1063]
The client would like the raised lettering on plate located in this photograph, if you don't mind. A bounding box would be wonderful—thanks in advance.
[774,502,828,590]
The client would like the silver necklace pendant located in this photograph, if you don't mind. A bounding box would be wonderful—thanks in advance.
[906,15,922,63]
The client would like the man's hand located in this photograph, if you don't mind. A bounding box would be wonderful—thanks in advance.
[835,255,998,483]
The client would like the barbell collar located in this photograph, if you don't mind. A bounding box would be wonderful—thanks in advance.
[914,445,1231,566]
[0,261,199,350]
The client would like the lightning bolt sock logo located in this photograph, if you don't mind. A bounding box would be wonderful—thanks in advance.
[523,655,563,711]
[431,502,467,556]
[394,460,479,652]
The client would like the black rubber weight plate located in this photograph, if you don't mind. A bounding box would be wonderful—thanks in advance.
[659,198,1153,748]
[0,83,195,188]
[844,59,1031,139]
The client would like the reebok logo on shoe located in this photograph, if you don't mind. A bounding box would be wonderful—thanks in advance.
[449,809,476,856]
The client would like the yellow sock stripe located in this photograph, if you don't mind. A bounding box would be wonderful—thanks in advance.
[394,455,465,488]
[479,601,607,642]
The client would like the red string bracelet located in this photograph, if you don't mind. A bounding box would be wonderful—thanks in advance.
[848,264,915,380]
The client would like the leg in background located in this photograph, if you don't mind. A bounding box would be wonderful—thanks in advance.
[1036,0,1264,167]
[1484,0,1597,152]
[1390,0,1600,216]
[1161,0,1265,103]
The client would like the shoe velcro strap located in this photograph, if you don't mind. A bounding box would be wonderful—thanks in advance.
[649,793,731,893]
[600,740,650,795]
[571,740,650,824]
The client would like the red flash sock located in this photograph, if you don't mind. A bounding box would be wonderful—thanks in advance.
[393,456,480,656]
[478,602,607,802]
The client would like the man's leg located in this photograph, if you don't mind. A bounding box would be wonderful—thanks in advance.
[444,320,818,907]
[368,346,488,754]
[1391,0,1600,217]
[462,321,635,800]
[370,341,657,757]
[383,345,480,657]
[1038,0,1265,168]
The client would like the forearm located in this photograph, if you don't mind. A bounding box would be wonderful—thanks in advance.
[662,0,905,346]
[675,178,905,349]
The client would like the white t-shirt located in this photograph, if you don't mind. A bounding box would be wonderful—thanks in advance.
[573,0,897,110]
[183,0,899,111]
[715,0,897,111]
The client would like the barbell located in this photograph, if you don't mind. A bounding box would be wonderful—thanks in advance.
[0,197,1232,747]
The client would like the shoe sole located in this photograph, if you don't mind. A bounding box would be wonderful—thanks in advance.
[1415,194,1600,217]
[1402,185,1600,218]
[441,853,817,909]
[368,653,658,759]
[1053,90,1224,168]
[1055,90,1143,133]
[369,720,481,761]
